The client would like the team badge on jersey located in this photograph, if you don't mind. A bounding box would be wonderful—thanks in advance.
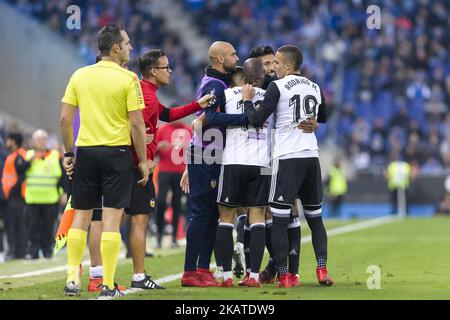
[150,199,156,208]
[211,179,217,189]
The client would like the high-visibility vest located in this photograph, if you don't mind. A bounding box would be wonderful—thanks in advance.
[1,148,27,199]
[24,149,62,204]
[329,166,347,196]
[387,161,411,190]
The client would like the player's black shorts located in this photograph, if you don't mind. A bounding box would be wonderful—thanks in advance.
[269,157,323,217]
[217,164,270,208]
[125,169,156,215]
[72,146,133,210]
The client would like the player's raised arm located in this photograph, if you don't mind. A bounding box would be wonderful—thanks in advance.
[243,82,279,127]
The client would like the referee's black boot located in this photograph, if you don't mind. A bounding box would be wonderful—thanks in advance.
[64,281,80,297]
[98,284,124,299]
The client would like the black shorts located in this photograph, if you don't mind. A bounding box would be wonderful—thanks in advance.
[269,157,323,217]
[217,164,270,208]
[72,146,133,210]
[125,170,156,215]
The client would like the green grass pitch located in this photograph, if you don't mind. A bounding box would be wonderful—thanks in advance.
[0,217,449,300]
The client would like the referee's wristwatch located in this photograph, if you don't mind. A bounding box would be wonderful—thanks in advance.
[64,151,75,158]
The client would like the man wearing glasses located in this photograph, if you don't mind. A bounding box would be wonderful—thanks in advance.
[124,49,214,290]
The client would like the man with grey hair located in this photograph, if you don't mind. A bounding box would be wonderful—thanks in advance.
[16,129,66,260]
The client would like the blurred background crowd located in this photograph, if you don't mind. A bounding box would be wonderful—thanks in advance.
[1,0,450,261]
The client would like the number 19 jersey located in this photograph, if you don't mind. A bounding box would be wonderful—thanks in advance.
[272,74,323,159]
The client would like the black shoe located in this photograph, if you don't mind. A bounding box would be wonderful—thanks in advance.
[64,281,80,297]
[98,285,124,299]
[131,275,165,290]
[145,251,154,257]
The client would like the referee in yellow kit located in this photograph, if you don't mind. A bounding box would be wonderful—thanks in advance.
[59,24,149,298]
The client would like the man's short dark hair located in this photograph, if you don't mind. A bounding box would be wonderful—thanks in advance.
[230,66,244,85]
[249,45,275,59]
[139,49,166,78]
[277,45,303,70]
[7,132,23,147]
[97,24,124,56]
[95,53,102,63]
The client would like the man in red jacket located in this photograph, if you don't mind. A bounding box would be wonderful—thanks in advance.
[127,49,214,290]
[155,121,192,249]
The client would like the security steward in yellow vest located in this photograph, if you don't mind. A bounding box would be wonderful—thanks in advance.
[327,160,347,217]
[386,159,411,215]
[18,130,65,260]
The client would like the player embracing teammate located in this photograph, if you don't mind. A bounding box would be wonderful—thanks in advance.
[242,45,333,287]
[184,43,333,289]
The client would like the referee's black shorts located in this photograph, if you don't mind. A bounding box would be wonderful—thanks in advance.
[72,146,133,210]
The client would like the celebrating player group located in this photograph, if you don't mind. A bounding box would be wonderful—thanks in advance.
[60,23,333,298]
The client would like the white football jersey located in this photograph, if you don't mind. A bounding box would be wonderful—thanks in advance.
[272,75,322,159]
[222,86,271,167]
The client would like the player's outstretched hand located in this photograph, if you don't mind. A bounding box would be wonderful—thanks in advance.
[298,117,318,133]
[198,93,216,108]
[242,84,255,101]
[180,169,189,194]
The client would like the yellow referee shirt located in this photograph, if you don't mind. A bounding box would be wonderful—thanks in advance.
[61,60,145,147]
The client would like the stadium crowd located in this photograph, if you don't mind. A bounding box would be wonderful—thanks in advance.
[4,0,203,103]
[6,0,450,173]
[185,0,450,172]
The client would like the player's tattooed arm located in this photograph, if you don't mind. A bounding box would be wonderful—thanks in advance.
[243,83,279,127]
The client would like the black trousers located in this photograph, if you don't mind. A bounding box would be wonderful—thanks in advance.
[4,197,27,258]
[0,199,6,253]
[330,195,344,218]
[26,203,58,258]
[156,172,183,242]
[390,189,409,215]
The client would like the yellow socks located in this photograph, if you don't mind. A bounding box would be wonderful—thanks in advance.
[100,232,122,289]
[66,228,87,284]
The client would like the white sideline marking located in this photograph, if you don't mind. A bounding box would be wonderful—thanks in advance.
[302,215,399,243]
[0,260,92,280]
[0,252,125,279]
[0,216,398,286]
